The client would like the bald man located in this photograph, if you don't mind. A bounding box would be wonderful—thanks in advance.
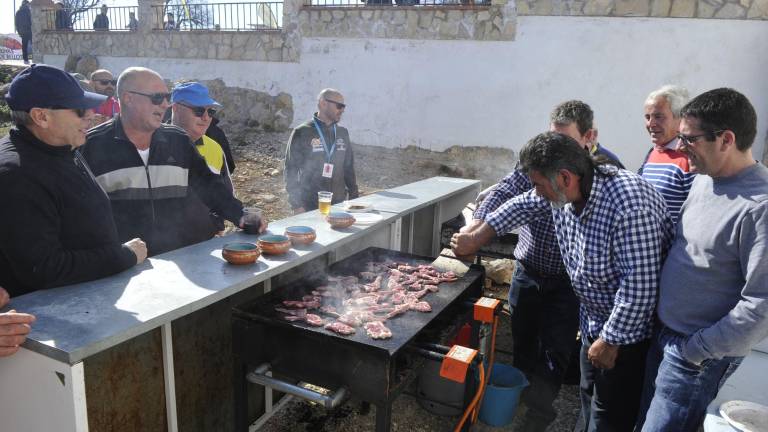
[82,67,264,256]
[284,88,359,214]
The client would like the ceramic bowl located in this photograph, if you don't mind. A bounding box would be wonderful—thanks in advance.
[326,211,356,229]
[284,226,317,246]
[222,242,260,265]
[257,234,292,255]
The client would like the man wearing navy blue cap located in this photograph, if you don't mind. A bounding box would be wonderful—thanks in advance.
[82,67,264,256]
[0,64,147,298]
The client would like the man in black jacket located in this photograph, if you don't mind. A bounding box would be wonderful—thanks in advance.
[284,88,359,213]
[14,0,32,64]
[82,67,265,256]
[93,4,109,31]
[0,64,147,297]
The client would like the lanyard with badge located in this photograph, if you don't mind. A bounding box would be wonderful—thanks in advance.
[313,118,337,178]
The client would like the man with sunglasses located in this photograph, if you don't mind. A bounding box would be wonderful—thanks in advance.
[0,64,147,298]
[83,67,262,256]
[636,88,768,431]
[284,88,359,214]
[170,82,234,230]
[89,69,120,122]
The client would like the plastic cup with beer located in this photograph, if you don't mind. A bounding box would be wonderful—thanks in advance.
[318,191,333,216]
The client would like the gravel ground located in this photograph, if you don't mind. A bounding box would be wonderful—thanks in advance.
[228,131,580,432]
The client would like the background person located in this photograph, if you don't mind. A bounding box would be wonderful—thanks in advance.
[14,0,32,64]
[284,88,359,214]
[0,64,146,297]
[89,69,120,122]
[93,4,109,31]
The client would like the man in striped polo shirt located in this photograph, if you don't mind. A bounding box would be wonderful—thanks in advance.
[639,85,695,224]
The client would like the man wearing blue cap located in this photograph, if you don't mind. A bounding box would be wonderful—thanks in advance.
[83,67,265,256]
[171,81,234,231]
[171,82,232,191]
[0,64,147,298]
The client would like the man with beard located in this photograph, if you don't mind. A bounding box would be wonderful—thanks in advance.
[463,100,623,431]
[82,67,265,256]
[452,132,673,431]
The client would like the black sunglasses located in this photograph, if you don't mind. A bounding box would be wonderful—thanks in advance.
[48,106,87,118]
[677,129,724,146]
[324,98,346,110]
[179,103,217,118]
[128,90,172,105]
[94,79,117,86]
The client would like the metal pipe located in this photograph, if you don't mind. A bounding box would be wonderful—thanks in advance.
[246,363,348,410]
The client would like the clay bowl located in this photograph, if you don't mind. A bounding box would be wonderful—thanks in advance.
[326,211,356,229]
[257,234,292,255]
[222,242,260,265]
[284,226,316,246]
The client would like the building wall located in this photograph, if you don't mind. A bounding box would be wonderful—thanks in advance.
[44,15,768,169]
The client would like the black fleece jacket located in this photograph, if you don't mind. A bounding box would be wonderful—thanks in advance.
[0,127,137,297]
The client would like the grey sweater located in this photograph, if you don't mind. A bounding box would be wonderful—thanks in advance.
[658,163,768,364]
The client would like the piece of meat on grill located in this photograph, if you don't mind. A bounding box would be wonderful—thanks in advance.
[338,310,379,327]
[362,275,383,293]
[319,305,340,317]
[391,291,408,305]
[325,321,356,335]
[384,303,411,319]
[397,264,418,274]
[410,301,432,312]
[305,314,325,326]
[282,300,307,308]
[424,284,439,293]
[364,321,393,339]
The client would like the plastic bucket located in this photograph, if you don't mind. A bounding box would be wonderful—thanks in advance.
[477,363,529,427]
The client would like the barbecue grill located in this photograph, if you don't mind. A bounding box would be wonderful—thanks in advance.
[232,247,486,432]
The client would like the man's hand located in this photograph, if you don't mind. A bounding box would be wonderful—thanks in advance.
[258,216,269,234]
[587,337,619,369]
[0,287,9,309]
[125,238,147,264]
[476,184,497,205]
[0,310,36,357]
[450,222,497,256]
[293,207,305,215]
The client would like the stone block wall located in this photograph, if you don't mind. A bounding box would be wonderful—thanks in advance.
[299,4,517,40]
[516,0,768,18]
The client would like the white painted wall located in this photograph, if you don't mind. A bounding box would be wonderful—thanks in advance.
[46,15,768,170]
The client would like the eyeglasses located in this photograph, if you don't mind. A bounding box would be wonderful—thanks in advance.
[94,79,116,86]
[179,103,217,118]
[128,91,172,105]
[324,98,346,110]
[677,129,725,146]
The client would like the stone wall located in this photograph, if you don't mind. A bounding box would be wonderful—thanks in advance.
[299,3,516,40]
[516,0,768,18]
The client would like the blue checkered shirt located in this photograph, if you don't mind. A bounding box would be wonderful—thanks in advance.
[474,169,566,276]
[485,165,674,345]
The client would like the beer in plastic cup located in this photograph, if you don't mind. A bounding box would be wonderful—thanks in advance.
[318,191,333,215]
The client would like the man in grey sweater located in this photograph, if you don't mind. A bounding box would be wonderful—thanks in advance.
[637,88,768,431]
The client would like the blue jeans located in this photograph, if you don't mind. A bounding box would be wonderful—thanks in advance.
[510,262,580,431]
[637,325,743,432]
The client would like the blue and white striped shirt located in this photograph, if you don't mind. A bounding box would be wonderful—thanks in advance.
[484,165,674,345]
[639,139,696,224]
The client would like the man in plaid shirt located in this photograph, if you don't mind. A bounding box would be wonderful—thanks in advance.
[452,132,673,431]
[466,101,622,431]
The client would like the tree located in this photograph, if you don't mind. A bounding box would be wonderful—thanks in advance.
[163,0,212,30]
[62,0,101,28]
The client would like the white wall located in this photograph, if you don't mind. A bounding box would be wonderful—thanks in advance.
[47,15,768,170]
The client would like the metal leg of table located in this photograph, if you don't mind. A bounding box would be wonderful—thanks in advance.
[161,323,179,432]
[375,402,393,432]
[431,202,442,257]
[390,218,402,252]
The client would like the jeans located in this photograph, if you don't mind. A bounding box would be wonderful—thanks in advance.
[20,33,31,62]
[510,262,580,432]
[636,325,743,432]
[577,336,649,432]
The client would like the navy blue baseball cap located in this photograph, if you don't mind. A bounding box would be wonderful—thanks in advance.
[5,64,106,111]
[171,82,222,108]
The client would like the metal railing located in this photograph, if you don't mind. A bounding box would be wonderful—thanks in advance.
[43,6,139,32]
[151,2,283,31]
[305,0,489,6]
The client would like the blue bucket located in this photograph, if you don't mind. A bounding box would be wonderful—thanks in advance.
[478,363,529,427]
